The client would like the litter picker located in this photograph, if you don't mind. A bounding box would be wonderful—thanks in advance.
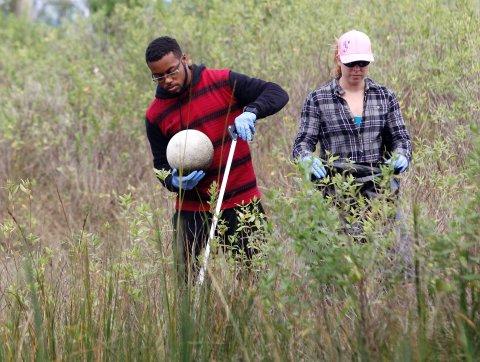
[196,125,238,286]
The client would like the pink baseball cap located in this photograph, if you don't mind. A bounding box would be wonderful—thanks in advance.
[338,30,374,64]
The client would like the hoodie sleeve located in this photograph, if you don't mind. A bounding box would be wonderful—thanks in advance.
[145,119,177,192]
[229,71,289,119]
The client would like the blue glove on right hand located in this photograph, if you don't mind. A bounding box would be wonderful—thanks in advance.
[234,111,257,141]
[301,155,327,179]
[171,169,206,190]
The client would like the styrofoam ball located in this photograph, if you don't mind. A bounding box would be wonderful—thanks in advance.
[166,130,214,172]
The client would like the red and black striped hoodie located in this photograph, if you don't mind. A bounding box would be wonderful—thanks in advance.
[145,64,288,212]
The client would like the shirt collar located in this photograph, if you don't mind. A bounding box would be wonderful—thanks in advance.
[332,78,344,96]
[364,77,378,91]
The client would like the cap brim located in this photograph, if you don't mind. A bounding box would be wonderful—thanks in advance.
[340,53,374,63]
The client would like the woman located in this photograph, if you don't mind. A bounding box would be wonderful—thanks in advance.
[292,30,413,243]
[292,30,412,180]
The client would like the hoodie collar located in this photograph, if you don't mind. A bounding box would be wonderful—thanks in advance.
[155,64,206,99]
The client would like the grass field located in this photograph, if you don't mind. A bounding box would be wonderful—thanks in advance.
[1,0,479,360]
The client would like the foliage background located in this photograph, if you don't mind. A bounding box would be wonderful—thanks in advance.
[0,0,479,360]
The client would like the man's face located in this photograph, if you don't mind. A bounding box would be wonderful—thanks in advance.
[148,52,187,94]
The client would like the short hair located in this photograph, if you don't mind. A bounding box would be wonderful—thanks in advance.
[145,36,182,63]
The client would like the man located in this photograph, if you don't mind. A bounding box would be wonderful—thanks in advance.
[144,36,288,276]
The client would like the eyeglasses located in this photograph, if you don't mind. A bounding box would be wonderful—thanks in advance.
[151,61,182,83]
[343,60,370,68]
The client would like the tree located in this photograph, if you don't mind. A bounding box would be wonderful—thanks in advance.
[88,0,141,17]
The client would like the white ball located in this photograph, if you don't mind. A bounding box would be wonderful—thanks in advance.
[166,130,214,172]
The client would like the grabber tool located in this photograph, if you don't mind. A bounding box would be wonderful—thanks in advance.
[197,125,238,286]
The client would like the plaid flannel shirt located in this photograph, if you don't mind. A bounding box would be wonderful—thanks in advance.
[292,78,412,164]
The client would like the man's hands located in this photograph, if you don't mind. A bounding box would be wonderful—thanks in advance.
[171,169,205,190]
[386,154,409,173]
[234,111,257,141]
[301,155,327,179]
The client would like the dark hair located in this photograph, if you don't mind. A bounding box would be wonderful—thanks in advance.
[145,36,182,63]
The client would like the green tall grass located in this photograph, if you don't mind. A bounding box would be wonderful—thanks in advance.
[1,0,479,360]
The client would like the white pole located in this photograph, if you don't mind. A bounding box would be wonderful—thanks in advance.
[197,126,238,286]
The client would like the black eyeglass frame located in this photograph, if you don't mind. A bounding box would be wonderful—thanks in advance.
[151,60,182,83]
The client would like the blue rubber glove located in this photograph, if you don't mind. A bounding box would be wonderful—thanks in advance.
[171,169,206,190]
[301,155,327,179]
[234,111,257,141]
[386,154,409,173]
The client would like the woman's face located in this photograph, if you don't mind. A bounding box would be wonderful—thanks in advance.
[338,60,369,85]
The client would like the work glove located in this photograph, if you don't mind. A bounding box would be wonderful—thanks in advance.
[386,154,409,173]
[234,112,257,141]
[301,155,327,179]
[171,169,206,190]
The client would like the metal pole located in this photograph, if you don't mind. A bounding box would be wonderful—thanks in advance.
[197,125,238,286]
